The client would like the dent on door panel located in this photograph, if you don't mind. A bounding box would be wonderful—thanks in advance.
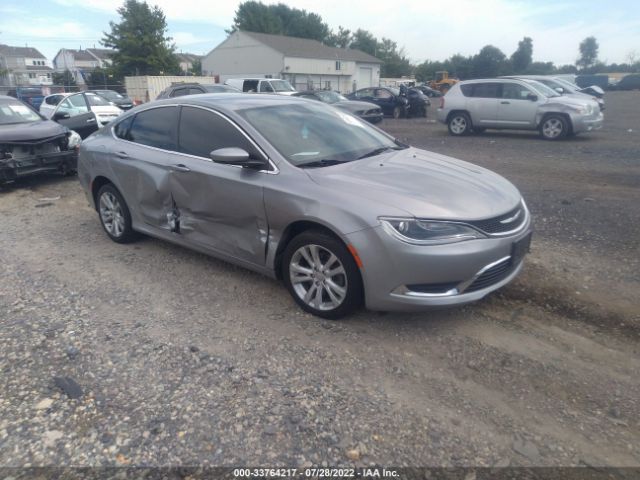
[110,152,173,230]
[168,164,268,266]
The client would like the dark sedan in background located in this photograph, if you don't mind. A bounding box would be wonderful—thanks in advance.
[92,89,135,110]
[156,82,241,99]
[347,87,410,118]
[0,96,80,185]
[293,90,383,123]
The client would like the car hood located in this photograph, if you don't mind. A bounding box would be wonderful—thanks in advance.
[306,147,521,220]
[334,100,379,113]
[543,94,595,108]
[0,120,68,143]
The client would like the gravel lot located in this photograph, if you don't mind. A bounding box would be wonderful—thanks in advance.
[1,91,639,469]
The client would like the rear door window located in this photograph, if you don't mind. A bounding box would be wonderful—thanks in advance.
[127,107,178,151]
[470,83,501,98]
[502,83,534,100]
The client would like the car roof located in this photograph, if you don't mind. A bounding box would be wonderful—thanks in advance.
[458,78,526,84]
[139,93,310,114]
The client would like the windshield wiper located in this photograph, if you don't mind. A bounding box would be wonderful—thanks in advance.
[298,159,351,168]
[357,145,404,160]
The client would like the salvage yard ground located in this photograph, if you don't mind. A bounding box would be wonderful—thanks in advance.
[0,91,638,467]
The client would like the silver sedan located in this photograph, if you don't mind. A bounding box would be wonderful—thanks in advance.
[78,94,532,319]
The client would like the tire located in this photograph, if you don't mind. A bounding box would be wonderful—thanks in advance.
[540,114,569,140]
[282,230,363,319]
[392,106,402,119]
[96,183,138,244]
[448,112,472,136]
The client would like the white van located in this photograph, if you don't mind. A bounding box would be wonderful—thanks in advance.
[224,78,297,95]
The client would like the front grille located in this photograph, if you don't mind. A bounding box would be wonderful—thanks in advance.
[464,258,514,293]
[466,203,526,235]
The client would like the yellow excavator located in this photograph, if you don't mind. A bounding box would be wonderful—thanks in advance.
[429,71,458,93]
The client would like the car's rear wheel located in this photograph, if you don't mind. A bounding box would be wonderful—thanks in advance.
[283,231,363,319]
[392,106,402,119]
[540,115,569,140]
[448,112,472,136]
[97,184,138,244]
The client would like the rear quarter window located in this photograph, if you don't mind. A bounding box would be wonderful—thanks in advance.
[127,107,178,151]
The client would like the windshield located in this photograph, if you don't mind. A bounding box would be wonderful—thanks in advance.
[204,85,240,93]
[237,102,402,167]
[0,99,42,124]
[86,94,112,106]
[270,80,296,92]
[388,87,401,96]
[315,91,347,103]
[521,79,560,98]
[552,78,579,92]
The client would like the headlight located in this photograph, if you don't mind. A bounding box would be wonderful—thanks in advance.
[380,218,485,245]
[67,130,82,149]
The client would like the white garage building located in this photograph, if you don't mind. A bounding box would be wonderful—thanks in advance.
[202,31,382,93]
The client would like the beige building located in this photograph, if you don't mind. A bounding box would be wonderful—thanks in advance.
[202,31,382,93]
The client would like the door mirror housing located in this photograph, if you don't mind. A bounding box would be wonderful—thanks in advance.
[210,147,266,169]
[527,93,538,102]
[554,87,564,94]
[53,111,71,121]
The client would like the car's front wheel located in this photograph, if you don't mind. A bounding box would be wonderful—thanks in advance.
[448,112,472,136]
[283,231,363,319]
[392,106,402,119]
[97,183,138,243]
[540,115,569,140]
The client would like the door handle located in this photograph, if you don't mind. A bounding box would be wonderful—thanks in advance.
[86,117,96,123]
[172,164,191,172]
[500,101,510,104]
[116,151,129,159]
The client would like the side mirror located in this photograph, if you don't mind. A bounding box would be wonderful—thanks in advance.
[210,147,266,169]
[555,87,564,94]
[527,93,538,102]
[53,111,71,121]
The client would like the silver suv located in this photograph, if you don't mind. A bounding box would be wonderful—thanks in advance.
[437,78,603,140]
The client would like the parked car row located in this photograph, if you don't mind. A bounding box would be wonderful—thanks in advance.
[437,77,603,140]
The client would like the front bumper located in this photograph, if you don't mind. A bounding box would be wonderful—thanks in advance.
[361,112,384,124]
[345,218,532,312]
[0,150,78,183]
[571,111,604,133]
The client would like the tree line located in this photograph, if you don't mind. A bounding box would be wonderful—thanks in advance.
[230,2,639,80]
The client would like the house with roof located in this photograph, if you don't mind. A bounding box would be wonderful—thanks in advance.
[202,31,382,93]
[52,48,114,85]
[176,53,202,73]
[0,44,53,87]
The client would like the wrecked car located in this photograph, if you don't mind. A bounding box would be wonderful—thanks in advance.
[78,94,531,319]
[0,95,81,186]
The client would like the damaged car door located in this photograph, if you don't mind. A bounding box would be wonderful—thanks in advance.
[51,94,98,139]
[109,106,178,230]
[167,105,269,265]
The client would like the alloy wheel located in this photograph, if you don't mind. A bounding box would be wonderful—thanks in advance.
[99,191,125,237]
[450,116,467,134]
[542,118,564,139]
[289,244,348,311]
